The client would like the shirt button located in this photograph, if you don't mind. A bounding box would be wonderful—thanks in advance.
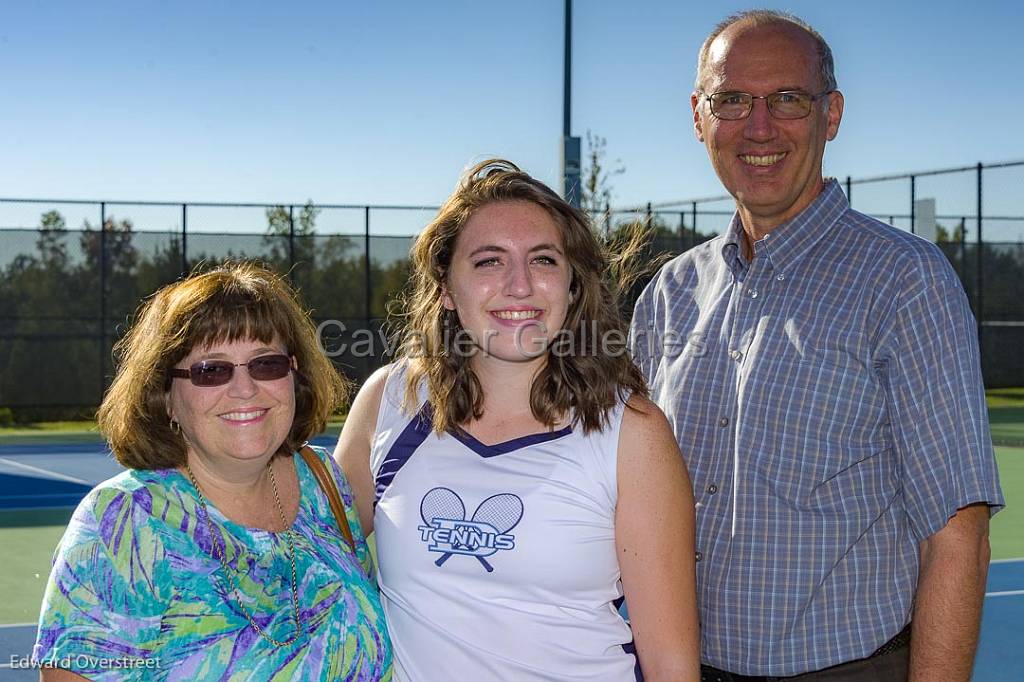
[729,349,742,361]
[695,551,703,562]
[776,273,786,281]
[748,288,759,299]
[707,484,718,494]
[718,416,730,427]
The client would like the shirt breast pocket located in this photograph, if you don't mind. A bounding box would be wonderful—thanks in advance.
[750,341,894,510]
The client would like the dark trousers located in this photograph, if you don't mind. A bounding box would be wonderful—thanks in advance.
[700,627,910,682]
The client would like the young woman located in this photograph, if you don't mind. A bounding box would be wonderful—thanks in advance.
[336,160,699,681]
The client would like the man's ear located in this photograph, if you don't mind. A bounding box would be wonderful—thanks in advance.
[691,91,705,143]
[825,90,844,141]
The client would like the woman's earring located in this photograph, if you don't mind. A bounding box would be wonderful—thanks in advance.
[169,419,182,436]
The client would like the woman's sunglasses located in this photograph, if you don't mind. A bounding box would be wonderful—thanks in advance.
[169,354,293,387]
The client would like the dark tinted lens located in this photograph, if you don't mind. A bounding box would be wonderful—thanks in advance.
[246,355,292,381]
[189,361,234,386]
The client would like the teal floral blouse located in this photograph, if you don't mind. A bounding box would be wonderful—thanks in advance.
[33,447,392,681]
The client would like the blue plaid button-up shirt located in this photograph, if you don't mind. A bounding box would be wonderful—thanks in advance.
[630,179,1004,676]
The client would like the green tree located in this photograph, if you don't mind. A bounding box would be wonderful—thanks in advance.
[263,201,320,270]
[37,210,69,270]
[936,219,966,244]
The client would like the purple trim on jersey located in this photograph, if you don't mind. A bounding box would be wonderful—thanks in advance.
[621,639,643,681]
[374,405,432,507]
[615,597,643,681]
[448,424,573,458]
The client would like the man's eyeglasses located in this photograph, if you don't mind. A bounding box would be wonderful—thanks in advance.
[701,90,833,120]
[170,354,293,387]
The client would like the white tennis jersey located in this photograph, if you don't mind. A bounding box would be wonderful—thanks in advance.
[371,364,641,681]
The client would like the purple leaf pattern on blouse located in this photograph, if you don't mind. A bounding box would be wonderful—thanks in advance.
[33,448,392,680]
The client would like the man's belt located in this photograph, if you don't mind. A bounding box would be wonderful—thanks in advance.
[699,623,912,682]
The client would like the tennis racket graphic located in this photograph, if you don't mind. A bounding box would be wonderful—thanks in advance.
[433,492,525,572]
[420,487,466,529]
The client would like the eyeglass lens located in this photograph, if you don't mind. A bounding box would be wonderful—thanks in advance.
[710,91,814,120]
[185,354,292,387]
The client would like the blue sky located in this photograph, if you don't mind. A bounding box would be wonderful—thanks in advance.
[2,1,1022,238]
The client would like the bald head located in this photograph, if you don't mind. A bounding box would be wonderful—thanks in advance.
[695,11,836,93]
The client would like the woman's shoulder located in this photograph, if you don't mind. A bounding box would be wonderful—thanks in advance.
[68,468,191,546]
[349,361,424,435]
[74,468,174,516]
[298,445,353,496]
[54,469,180,574]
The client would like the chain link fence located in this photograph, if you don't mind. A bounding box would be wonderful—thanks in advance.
[1,160,1021,416]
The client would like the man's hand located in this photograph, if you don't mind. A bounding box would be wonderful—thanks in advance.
[910,503,991,681]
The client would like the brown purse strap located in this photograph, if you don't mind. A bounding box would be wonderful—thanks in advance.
[299,445,355,553]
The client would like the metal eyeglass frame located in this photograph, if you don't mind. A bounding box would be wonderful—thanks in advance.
[700,89,835,120]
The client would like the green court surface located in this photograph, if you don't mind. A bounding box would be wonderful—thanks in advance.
[990,406,1024,447]
[991,446,1024,559]
[0,509,73,624]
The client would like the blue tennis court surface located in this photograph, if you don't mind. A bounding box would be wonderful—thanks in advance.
[0,441,1021,680]
[0,438,335,511]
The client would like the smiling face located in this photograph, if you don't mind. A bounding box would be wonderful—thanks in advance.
[692,21,843,231]
[168,337,296,471]
[442,200,573,367]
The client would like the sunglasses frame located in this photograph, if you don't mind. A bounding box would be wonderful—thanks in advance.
[169,354,295,387]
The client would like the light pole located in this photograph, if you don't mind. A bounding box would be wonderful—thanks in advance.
[561,0,581,207]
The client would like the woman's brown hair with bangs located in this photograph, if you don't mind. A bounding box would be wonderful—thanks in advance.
[395,159,649,434]
[98,261,348,469]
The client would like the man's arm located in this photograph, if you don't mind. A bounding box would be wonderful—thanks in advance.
[909,503,991,682]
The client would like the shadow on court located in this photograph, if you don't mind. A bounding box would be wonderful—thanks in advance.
[0,508,73,529]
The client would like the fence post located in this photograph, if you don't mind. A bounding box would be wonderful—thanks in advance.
[645,202,652,230]
[845,175,852,205]
[364,206,372,326]
[604,201,611,238]
[181,203,188,276]
[959,217,966,284]
[909,174,916,234]
[976,162,984,351]
[691,201,698,244]
[288,205,295,281]
[679,211,687,251]
[99,202,107,403]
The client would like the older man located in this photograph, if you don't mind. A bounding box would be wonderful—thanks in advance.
[630,10,1004,681]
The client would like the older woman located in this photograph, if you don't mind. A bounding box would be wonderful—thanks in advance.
[336,160,700,680]
[34,262,392,680]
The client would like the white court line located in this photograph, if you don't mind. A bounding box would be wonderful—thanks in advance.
[986,589,1024,598]
[0,458,91,486]
[990,557,1024,564]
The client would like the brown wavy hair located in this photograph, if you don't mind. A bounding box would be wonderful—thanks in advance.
[396,159,648,434]
[97,261,349,469]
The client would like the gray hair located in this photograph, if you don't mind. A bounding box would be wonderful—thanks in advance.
[695,10,837,92]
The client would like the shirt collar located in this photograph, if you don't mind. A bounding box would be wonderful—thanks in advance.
[720,179,848,276]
